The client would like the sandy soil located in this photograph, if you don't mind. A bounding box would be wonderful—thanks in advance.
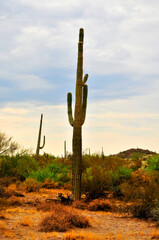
[0,188,158,240]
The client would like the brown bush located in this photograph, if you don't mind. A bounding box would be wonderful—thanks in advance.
[7,196,23,206]
[37,201,58,212]
[0,177,18,187]
[72,200,88,210]
[39,203,90,232]
[87,199,112,211]
[20,178,42,192]
[42,178,58,189]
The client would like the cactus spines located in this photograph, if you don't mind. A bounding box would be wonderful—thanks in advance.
[67,28,88,201]
[36,114,45,159]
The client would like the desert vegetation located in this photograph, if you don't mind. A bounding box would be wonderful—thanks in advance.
[0,139,159,239]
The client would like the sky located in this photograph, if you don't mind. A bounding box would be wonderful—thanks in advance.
[1,0,159,156]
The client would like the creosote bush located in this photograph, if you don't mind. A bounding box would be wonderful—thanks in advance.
[39,203,90,232]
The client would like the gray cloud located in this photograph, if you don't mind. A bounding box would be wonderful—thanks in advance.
[1,0,159,154]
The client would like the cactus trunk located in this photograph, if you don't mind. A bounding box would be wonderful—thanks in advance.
[67,28,88,201]
[72,126,82,200]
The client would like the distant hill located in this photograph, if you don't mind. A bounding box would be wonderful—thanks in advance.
[116,148,156,159]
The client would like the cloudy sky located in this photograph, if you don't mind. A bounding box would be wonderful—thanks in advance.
[1,0,159,156]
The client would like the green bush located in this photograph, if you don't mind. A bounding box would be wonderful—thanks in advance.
[0,155,38,180]
[109,166,133,187]
[145,155,159,172]
[28,161,71,186]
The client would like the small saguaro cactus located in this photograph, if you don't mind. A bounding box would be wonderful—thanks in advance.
[67,28,88,201]
[36,114,45,159]
[64,140,67,158]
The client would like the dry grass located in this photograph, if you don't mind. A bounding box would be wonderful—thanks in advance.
[37,201,58,212]
[39,203,90,232]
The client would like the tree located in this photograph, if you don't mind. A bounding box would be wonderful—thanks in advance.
[0,131,19,155]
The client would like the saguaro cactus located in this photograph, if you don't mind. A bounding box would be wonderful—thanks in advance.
[36,114,45,159]
[64,140,67,158]
[67,28,88,200]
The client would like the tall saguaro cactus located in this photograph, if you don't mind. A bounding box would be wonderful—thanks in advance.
[36,114,45,159]
[67,28,88,201]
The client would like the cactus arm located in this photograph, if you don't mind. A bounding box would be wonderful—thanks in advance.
[82,84,88,125]
[82,74,88,85]
[67,92,74,126]
[40,135,45,149]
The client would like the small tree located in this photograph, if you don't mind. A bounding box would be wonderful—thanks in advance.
[0,131,19,155]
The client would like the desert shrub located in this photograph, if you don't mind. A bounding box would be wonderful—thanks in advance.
[0,155,38,180]
[28,161,70,186]
[7,196,23,206]
[82,155,131,200]
[82,155,124,172]
[0,176,18,187]
[131,154,142,170]
[72,200,88,210]
[16,155,39,178]
[121,170,159,218]
[0,198,10,210]
[150,205,159,225]
[37,201,57,212]
[20,178,42,192]
[4,183,17,197]
[145,155,159,172]
[33,153,56,167]
[39,203,90,232]
[42,178,58,189]
[112,185,124,198]
[82,166,112,199]
[110,166,133,187]
[87,199,112,211]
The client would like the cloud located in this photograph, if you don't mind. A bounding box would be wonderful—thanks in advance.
[1,0,159,154]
